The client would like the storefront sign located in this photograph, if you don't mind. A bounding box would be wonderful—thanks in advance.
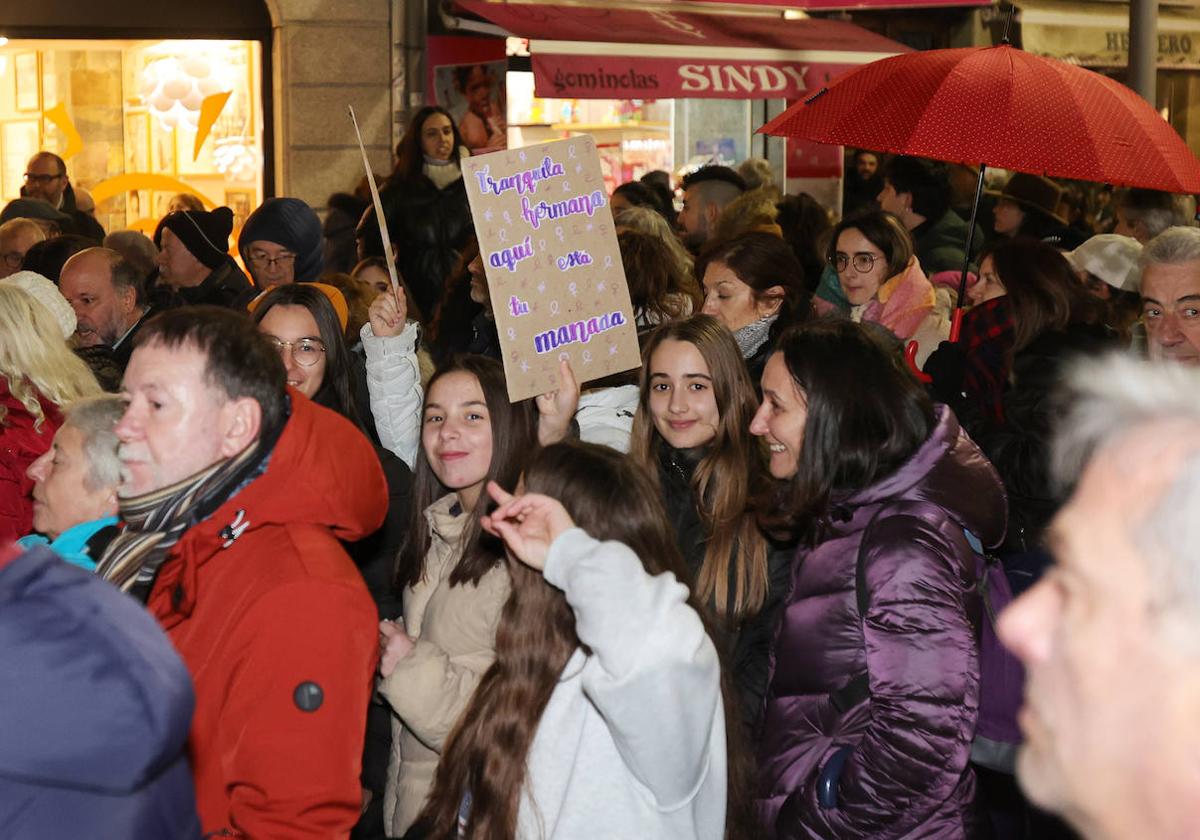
[462,136,641,402]
[534,55,856,100]
[1020,0,1200,68]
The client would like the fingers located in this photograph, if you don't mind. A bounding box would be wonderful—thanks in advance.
[558,357,578,392]
[486,480,514,507]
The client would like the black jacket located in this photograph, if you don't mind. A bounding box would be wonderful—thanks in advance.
[964,322,1115,553]
[176,257,256,311]
[657,445,793,733]
[380,174,474,320]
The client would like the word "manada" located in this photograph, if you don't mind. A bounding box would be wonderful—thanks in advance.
[474,157,565,197]
[534,310,626,354]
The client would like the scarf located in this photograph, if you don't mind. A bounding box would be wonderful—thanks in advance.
[95,425,278,602]
[733,314,778,360]
[423,155,463,192]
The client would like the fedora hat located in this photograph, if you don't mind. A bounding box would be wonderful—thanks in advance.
[988,172,1067,224]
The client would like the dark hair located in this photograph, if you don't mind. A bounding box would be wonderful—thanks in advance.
[763,320,935,539]
[681,165,747,194]
[613,181,671,220]
[826,210,914,281]
[453,63,493,93]
[250,283,363,429]
[983,237,1104,353]
[775,194,831,295]
[638,171,677,225]
[618,230,701,324]
[136,306,288,445]
[419,440,756,840]
[881,156,950,222]
[427,238,483,365]
[33,151,67,176]
[21,234,94,283]
[350,256,426,325]
[397,355,538,590]
[697,232,812,332]
[391,106,466,184]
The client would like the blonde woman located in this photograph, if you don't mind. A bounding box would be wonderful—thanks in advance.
[0,284,100,542]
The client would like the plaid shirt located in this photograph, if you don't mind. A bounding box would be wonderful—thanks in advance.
[960,296,1014,422]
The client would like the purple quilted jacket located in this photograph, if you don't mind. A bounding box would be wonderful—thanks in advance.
[756,406,1006,839]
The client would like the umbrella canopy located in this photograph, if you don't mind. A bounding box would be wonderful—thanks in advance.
[761,43,1200,194]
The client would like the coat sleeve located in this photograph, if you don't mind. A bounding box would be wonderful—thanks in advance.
[217,577,378,840]
[779,513,978,838]
[377,566,509,752]
[361,321,423,470]
[544,528,724,811]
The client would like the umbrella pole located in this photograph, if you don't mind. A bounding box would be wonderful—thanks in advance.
[951,163,988,342]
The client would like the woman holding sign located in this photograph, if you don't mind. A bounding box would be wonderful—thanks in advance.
[629,315,792,734]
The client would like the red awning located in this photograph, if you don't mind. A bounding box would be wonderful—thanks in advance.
[688,0,991,10]
[455,1,913,99]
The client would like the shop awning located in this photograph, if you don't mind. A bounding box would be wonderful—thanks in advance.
[455,1,912,99]
[1019,0,1200,69]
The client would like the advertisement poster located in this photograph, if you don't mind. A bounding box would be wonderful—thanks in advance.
[427,36,508,155]
[462,135,642,402]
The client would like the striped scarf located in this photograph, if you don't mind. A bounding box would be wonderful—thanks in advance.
[95,437,270,602]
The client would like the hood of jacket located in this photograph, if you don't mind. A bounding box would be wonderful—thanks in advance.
[0,544,194,793]
[160,389,388,613]
[841,405,1007,549]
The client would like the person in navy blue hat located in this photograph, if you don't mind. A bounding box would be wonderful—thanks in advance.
[238,197,324,290]
[0,541,200,839]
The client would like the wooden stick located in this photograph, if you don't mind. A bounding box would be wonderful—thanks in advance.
[347,105,402,304]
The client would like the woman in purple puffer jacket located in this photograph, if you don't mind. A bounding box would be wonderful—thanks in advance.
[750,319,1006,838]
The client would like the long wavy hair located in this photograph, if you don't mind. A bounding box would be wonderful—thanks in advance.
[630,315,770,622]
[0,285,100,430]
[390,105,467,185]
[396,355,538,590]
[250,283,363,430]
[417,440,755,840]
[618,229,702,325]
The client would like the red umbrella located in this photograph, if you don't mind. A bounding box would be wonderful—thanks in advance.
[761,42,1200,351]
[762,43,1200,194]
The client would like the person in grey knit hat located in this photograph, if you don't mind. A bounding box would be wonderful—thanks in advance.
[155,207,255,310]
[237,197,324,290]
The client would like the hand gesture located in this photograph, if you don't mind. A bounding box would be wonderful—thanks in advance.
[378,618,414,677]
[368,285,408,338]
[480,481,575,571]
[535,358,580,446]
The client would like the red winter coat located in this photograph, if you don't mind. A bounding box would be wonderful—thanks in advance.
[146,390,388,839]
[0,378,61,545]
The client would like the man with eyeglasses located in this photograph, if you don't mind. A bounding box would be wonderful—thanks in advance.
[0,218,45,279]
[237,197,325,290]
[23,151,106,243]
[155,206,255,310]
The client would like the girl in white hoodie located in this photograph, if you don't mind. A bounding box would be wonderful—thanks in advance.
[413,440,751,840]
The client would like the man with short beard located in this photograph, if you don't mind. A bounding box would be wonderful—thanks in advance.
[59,247,150,370]
[95,306,388,838]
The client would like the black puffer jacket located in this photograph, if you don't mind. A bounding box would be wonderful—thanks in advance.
[380,174,473,320]
[175,257,256,311]
[657,445,793,734]
[964,322,1114,553]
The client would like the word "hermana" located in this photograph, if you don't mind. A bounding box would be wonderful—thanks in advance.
[522,191,607,230]
[534,310,626,354]
[474,157,565,197]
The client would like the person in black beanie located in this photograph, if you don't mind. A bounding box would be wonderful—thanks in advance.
[237,197,324,291]
[154,206,255,310]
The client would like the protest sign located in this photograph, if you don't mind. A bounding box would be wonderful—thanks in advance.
[463,135,641,402]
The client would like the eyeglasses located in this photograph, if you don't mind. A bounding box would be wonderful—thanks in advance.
[249,251,297,270]
[2,251,23,269]
[267,337,326,366]
[831,252,881,274]
[23,172,64,184]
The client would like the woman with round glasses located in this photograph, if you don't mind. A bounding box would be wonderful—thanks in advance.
[238,197,325,290]
[820,211,948,362]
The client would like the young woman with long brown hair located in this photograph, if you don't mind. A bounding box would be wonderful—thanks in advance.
[629,314,791,730]
[415,440,740,839]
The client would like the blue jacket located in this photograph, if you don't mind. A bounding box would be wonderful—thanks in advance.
[0,544,200,839]
[17,515,118,571]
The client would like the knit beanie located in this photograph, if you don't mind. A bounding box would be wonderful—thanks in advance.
[161,207,235,269]
[238,198,324,281]
[0,271,76,338]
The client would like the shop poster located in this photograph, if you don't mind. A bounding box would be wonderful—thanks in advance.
[427,36,508,155]
[463,135,641,402]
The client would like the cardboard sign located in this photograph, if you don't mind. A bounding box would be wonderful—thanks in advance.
[463,135,642,402]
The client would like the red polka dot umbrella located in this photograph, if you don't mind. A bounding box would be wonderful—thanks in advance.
[761,42,1200,344]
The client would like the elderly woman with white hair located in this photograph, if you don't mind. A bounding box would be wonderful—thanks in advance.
[18,395,123,569]
[0,283,100,544]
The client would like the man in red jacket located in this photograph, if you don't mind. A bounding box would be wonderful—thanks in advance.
[95,305,387,838]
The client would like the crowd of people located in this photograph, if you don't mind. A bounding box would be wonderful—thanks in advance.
[4,111,1200,840]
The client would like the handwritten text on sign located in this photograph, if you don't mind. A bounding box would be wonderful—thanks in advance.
[463,136,640,402]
